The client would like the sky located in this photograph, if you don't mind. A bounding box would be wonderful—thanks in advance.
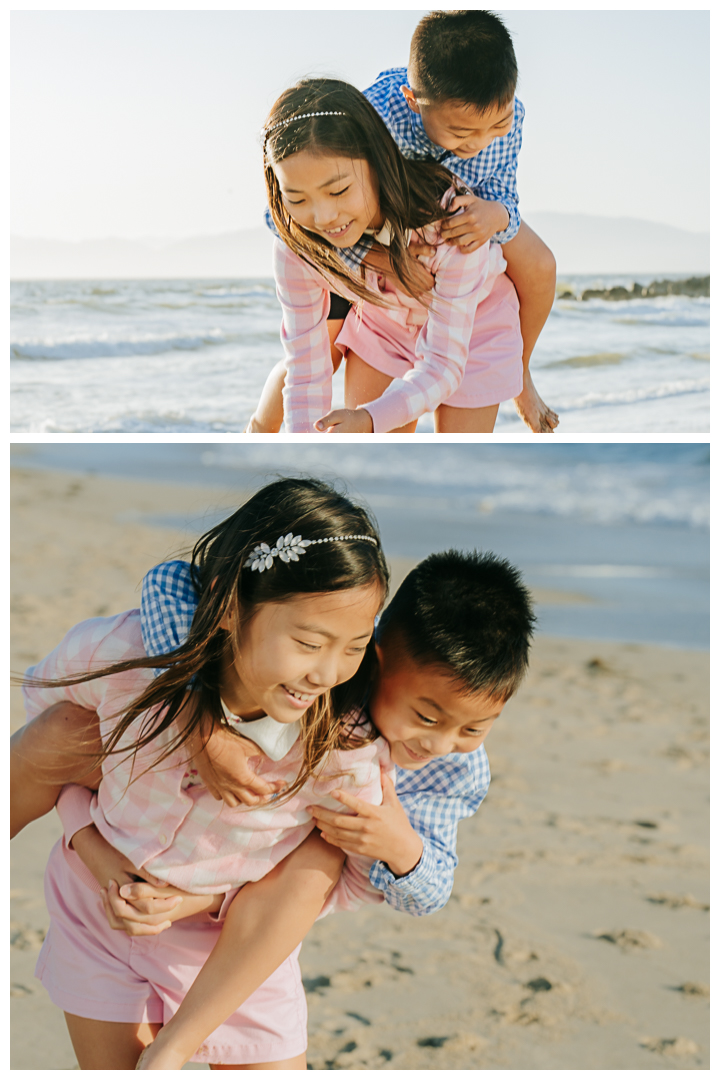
[10,8,710,242]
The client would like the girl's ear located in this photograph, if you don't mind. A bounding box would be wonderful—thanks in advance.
[219,601,235,632]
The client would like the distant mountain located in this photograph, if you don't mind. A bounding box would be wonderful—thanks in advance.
[11,214,709,280]
[524,212,709,275]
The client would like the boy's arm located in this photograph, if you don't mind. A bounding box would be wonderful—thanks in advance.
[440,101,524,249]
[136,830,345,1070]
[315,748,490,916]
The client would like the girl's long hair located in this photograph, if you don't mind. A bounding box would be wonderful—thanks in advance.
[264,78,457,307]
[25,478,389,802]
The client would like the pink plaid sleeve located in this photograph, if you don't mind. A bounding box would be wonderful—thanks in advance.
[363,239,502,434]
[274,239,334,433]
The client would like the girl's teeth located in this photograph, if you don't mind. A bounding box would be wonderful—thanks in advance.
[285,687,313,702]
[327,224,350,234]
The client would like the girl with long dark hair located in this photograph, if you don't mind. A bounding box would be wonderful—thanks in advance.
[12,477,392,1069]
[249,77,523,434]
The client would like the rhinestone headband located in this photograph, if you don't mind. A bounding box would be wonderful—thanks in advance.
[264,111,347,135]
[245,532,377,573]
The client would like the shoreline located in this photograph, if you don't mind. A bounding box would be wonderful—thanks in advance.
[11,466,709,1069]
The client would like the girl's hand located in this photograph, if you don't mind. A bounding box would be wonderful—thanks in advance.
[311,773,424,878]
[440,194,509,252]
[102,879,224,937]
[191,725,286,807]
[315,409,373,434]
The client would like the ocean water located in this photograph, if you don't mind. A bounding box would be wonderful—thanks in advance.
[12,443,709,650]
[10,275,709,433]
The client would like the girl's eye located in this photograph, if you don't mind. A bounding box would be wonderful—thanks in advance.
[283,196,305,206]
[297,640,321,651]
[330,186,350,197]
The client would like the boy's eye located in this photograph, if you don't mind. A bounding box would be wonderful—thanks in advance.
[415,711,437,726]
[297,640,321,651]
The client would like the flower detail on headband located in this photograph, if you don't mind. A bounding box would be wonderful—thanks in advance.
[245,532,377,573]
[264,111,346,135]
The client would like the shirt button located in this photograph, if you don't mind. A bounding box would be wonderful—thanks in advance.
[158,834,168,845]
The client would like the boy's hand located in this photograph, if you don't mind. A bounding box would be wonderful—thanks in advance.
[191,725,286,807]
[71,823,183,935]
[311,773,424,878]
[441,194,510,252]
[315,408,373,434]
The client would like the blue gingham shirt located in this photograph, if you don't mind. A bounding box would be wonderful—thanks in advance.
[141,560,490,916]
[264,67,523,272]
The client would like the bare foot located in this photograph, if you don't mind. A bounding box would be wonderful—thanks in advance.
[513,372,559,433]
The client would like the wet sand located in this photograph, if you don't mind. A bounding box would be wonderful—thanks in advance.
[10,467,709,1069]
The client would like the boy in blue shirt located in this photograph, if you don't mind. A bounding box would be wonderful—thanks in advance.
[249,10,558,434]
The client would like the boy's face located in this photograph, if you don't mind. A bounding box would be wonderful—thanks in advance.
[370,635,504,770]
[402,86,514,158]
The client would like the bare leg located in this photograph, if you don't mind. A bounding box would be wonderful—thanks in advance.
[502,222,559,433]
[434,403,499,433]
[247,321,345,433]
[138,831,345,1069]
[344,351,418,433]
[64,1015,162,1070]
[11,702,102,838]
[211,1054,306,1070]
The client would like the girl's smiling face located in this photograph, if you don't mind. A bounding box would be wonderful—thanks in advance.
[274,151,384,248]
[219,583,382,724]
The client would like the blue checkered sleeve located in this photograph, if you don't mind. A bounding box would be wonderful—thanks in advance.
[141,560,198,664]
[368,747,491,915]
[263,208,372,273]
[364,68,523,243]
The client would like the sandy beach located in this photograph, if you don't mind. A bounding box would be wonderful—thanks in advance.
[10,467,709,1070]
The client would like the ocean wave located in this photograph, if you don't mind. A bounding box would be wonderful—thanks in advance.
[11,330,228,361]
[555,378,709,410]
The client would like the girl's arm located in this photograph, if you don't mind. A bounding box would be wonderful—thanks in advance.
[137,829,345,1070]
[273,238,336,433]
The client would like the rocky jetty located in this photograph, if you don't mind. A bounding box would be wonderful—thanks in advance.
[571,276,709,302]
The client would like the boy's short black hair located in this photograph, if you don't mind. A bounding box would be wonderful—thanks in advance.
[377,550,535,701]
[408,10,518,112]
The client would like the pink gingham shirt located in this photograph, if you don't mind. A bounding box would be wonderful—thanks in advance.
[24,611,390,913]
[276,217,506,433]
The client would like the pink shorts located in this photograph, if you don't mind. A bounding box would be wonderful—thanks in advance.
[35,841,308,1065]
[337,271,523,408]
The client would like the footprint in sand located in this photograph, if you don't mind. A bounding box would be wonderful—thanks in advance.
[593,928,662,951]
[640,1036,700,1057]
[10,921,46,950]
[673,982,710,1000]
[646,892,709,911]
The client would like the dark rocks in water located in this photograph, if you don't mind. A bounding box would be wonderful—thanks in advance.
[579,275,709,301]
